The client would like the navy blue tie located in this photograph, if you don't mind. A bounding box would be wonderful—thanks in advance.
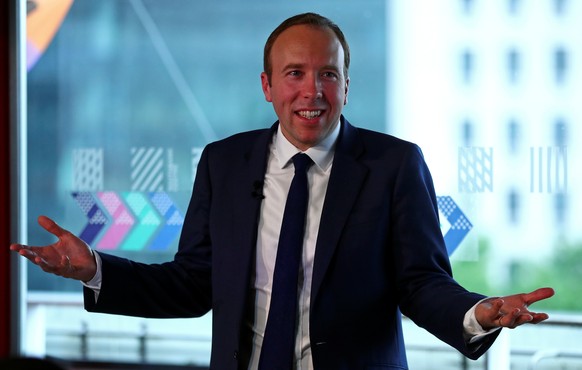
[258,153,313,370]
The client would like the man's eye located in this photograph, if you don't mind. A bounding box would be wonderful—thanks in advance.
[322,72,338,79]
[288,70,301,77]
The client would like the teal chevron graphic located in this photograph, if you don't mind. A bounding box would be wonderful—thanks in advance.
[72,191,184,251]
[119,192,162,251]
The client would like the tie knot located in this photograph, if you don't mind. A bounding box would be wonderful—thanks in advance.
[292,153,313,174]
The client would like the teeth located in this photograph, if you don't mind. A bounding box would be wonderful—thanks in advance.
[298,110,322,119]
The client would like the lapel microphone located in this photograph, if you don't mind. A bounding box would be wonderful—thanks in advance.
[252,180,265,199]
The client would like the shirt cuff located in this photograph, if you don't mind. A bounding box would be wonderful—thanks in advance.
[80,251,102,302]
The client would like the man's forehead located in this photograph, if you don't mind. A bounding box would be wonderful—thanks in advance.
[271,25,343,59]
[276,24,337,43]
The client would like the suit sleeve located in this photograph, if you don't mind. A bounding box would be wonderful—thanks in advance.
[84,148,213,318]
[391,144,498,359]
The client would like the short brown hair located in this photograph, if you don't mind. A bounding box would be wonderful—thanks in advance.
[263,13,350,83]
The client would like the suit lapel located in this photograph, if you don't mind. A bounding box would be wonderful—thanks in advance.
[311,118,368,301]
[228,125,275,285]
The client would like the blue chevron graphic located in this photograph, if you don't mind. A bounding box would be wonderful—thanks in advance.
[148,192,184,251]
[437,196,473,256]
[71,192,108,245]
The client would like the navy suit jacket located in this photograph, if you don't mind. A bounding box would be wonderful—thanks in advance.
[85,117,498,369]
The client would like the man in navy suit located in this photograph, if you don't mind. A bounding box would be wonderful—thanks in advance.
[12,12,553,370]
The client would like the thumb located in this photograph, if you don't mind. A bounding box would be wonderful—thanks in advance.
[524,287,555,305]
[38,215,68,238]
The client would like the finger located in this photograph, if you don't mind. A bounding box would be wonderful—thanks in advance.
[10,243,24,252]
[491,298,504,313]
[17,247,56,269]
[512,312,533,328]
[13,245,69,277]
[501,308,525,328]
[523,287,555,305]
[484,298,504,318]
[38,215,68,239]
[530,313,549,324]
[16,248,41,264]
[13,244,49,260]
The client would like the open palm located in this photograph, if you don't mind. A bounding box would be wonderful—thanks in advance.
[10,215,97,282]
[475,287,555,330]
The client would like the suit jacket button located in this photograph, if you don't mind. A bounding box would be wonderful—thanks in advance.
[233,351,239,360]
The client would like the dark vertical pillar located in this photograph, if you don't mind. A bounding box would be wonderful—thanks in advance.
[0,0,12,359]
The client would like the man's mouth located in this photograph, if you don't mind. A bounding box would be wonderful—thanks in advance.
[297,110,322,119]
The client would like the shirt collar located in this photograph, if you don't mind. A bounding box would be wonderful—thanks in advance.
[274,120,340,172]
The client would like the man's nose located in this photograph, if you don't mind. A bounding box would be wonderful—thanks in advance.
[302,75,323,99]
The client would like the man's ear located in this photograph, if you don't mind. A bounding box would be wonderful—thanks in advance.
[344,76,350,105]
[261,72,272,102]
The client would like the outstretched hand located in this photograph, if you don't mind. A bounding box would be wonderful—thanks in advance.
[475,287,555,330]
[10,216,97,282]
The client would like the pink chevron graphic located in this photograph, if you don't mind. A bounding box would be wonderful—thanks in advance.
[96,191,135,250]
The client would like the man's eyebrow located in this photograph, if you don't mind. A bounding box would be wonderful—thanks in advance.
[322,64,342,73]
[281,63,305,72]
[280,63,341,73]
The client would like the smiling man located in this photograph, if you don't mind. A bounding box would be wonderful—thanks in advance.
[11,12,554,370]
[260,22,349,151]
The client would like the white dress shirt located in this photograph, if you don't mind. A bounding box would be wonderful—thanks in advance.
[248,123,340,370]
